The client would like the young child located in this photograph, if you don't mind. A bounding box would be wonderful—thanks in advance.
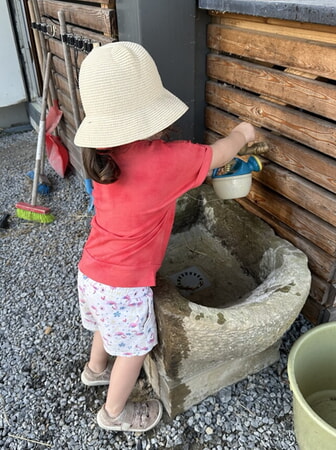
[75,42,256,433]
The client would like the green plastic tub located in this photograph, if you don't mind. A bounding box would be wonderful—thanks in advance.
[288,322,336,449]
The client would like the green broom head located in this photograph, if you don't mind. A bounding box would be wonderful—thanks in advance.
[15,202,55,224]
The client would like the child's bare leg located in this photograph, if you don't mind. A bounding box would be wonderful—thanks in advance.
[105,354,147,417]
[88,331,109,373]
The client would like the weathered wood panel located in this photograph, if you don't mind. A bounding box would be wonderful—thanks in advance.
[206,81,336,159]
[248,181,336,256]
[47,23,114,49]
[57,89,79,125]
[48,49,83,96]
[31,0,118,175]
[56,92,78,130]
[82,0,115,6]
[57,120,87,179]
[301,297,324,324]
[215,14,336,45]
[38,0,117,37]
[205,11,336,324]
[205,109,336,194]
[310,275,333,307]
[58,128,84,177]
[207,54,336,121]
[326,283,336,307]
[207,23,336,81]
[236,198,336,284]
[252,164,336,228]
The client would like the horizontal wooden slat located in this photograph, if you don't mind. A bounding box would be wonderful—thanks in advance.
[253,164,336,227]
[327,283,336,307]
[58,125,85,177]
[38,0,116,36]
[253,134,336,195]
[310,276,325,304]
[53,70,80,103]
[205,109,336,194]
[57,88,84,128]
[44,24,116,48]
[247,181,336,256]
[52,71,84,131]
[206,81,336,159]
[267,17,336,37]
[209,12,336,37]
[56,81,82,114]
[73,0,115,6]
[207,54,336,121]
[216,14,336,45]
[310,275,333,307]
[207,23,336,81]
[47,38,86,72]
[58,99,78,130]
[51,54,84,113]
[237,198,336,283]
[206,12,336,322]
[51,53,78,84]
[301,297,324,324]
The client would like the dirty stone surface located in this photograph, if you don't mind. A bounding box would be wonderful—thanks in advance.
[0,129,313,449]
[149,187,310,417]
[160,225,258,308]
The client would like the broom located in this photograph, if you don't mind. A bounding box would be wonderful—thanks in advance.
[16,52,55,223]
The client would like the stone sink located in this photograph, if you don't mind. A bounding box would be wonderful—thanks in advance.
[144,185,311,417]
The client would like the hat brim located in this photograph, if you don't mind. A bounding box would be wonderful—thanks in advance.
[74,88,188,149]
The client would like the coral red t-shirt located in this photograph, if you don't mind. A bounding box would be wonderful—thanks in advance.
[79,139,212,287]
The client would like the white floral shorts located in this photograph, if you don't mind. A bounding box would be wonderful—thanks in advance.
[78,270,158,357]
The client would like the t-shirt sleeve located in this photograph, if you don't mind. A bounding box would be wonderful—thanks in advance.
[154,140,213,203]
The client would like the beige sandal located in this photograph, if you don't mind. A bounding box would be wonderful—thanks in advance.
[81,360,114,386]
[97,399,163,432]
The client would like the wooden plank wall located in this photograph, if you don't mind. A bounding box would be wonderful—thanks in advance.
[28,0,117,177]
[205,12,336,324]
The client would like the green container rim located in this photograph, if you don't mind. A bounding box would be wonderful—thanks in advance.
[287,322,336,436]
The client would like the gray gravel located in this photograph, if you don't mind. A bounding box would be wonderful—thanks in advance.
[0,129,312,449]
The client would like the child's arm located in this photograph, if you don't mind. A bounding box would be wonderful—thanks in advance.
[210,122,256,169]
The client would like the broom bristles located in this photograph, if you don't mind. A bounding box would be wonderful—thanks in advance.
[15,202,55,224]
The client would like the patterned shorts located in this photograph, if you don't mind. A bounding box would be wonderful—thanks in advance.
[78,270,158,357]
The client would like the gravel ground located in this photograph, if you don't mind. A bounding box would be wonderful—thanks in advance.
[0,129,312,450]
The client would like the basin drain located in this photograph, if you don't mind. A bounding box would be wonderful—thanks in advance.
[169,266,211,296]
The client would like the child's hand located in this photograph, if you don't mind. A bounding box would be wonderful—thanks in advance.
[210,122,257,169]
[231,122,256,145]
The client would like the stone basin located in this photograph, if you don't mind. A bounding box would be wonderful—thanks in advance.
[144,185,311,417]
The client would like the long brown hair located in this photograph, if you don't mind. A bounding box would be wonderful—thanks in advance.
[83,148,120,184]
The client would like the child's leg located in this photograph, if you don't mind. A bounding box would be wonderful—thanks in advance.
[105,354,147,417]
[88,331,109,373]
[97,353,162,432]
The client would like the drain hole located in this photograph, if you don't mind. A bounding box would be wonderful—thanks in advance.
[169,266,211,296]
[176,271,204,290]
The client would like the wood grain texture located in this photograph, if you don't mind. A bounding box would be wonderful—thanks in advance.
[205,109,336,194]
[38,0,116,36]
[217,14,336,44]
[206,81,336,159]
[207,54,336,121]
[208,23,336,81]
[252,164,336,227]
[237,198,336,283]
[247,181,336,256]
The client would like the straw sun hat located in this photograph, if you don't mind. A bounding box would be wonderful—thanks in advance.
[74,41,188,148]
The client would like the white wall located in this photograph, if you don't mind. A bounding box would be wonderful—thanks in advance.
[0,1,27,108]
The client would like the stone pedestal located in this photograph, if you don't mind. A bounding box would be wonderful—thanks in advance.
[143,185,311,417]
[145,340,280,417]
